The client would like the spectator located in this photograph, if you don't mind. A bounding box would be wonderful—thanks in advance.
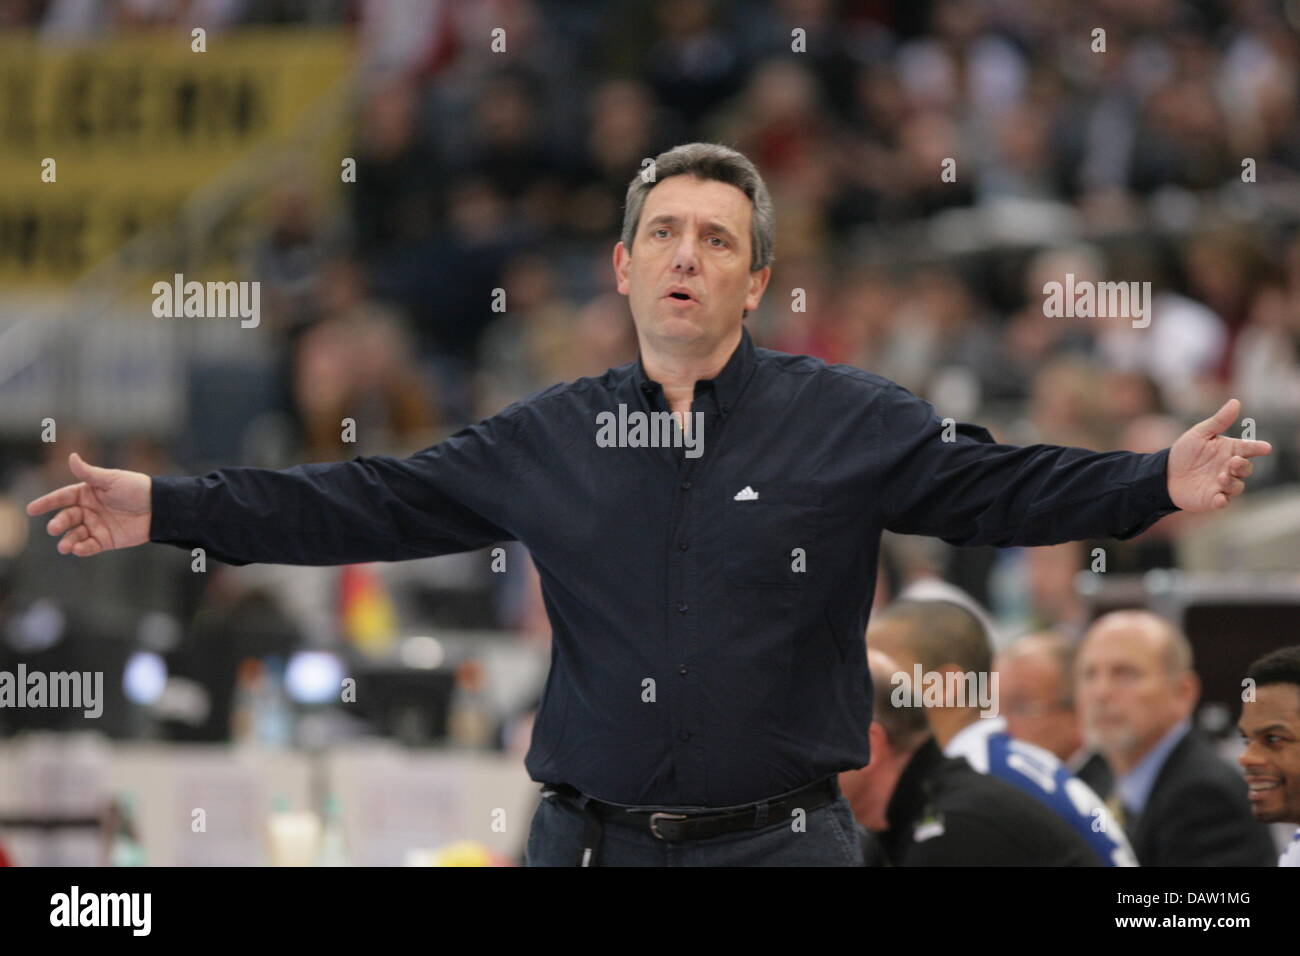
[1075,609,1277,865]
[869,598,1135,864]
[1238,645,1300,866]
[839,649,1102,866]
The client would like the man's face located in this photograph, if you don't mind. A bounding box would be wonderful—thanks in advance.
[613,174,771,348]
[1076,627,1192,762]
[1238,683,1300,824]
[999,652,1081,762]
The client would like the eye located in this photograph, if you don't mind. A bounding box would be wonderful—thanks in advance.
[652,228,670,238]
[708,236,727,247]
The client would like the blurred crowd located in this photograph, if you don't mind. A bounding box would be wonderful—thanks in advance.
[1,0,1299,750]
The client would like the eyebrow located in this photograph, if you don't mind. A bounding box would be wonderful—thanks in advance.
[644,214,739,242]
[1241,724,1294,735]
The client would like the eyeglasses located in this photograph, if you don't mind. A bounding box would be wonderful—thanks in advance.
[1003,699,1073,717]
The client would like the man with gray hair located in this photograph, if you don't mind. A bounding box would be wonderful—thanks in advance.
[28,143,1272,866]
[1076,610,1276,865]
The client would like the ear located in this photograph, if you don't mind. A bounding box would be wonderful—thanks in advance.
[744,265,771,313]
[613,241,631,296]
[866,721,889,769]
[1177,669,1201,714]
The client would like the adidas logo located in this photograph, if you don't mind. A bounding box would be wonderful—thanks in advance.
[733,486,759,501]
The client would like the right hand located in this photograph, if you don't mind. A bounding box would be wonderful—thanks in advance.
[25,452,152,556]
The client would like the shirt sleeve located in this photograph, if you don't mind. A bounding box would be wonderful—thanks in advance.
[877,383,1180,547]
[148,411,523,566]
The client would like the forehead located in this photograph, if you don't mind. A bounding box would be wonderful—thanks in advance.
[1003,653,1059,687]
[1080,628,1163,668]
[641,175,753,230]
[1242,684,1300,728]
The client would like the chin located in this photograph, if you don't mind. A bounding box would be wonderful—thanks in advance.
[651,315,708,341]
[1084,726,1136,757]
[1250,803,1282,824]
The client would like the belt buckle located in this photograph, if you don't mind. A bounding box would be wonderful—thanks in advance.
[649,811,688,840]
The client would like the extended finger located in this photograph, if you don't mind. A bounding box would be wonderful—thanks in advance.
[47,505,84,537]
[26,483,82,517]
[1235,438,1273,458]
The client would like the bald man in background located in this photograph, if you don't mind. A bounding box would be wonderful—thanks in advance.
[1076,610,1276,866]
[997,632,1085,765]
[996,632,1114,796]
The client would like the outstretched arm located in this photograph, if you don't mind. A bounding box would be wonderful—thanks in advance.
[879,387,1270,548]
[26,413,524,566]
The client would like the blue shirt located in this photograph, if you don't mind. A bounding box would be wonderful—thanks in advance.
[945,717,1139,866]
[1118,717,1192,817]
[149,326,1179,807]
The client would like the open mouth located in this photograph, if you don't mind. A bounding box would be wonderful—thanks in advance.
[667,292,693,301]
[1246,779,1281,800]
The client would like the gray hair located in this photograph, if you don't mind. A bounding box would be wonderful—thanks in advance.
[621,143,775,273]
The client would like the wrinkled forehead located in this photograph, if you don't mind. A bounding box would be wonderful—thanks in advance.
[1079,627,1166,672]
[640,175,753,237]
[1002,653,1064,693]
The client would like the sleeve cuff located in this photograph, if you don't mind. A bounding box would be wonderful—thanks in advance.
[149,475,200,542]
[1113,447,1180,540]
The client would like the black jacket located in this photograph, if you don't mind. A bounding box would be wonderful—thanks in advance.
[1125,730,1276,867]
[871,738,1103,866]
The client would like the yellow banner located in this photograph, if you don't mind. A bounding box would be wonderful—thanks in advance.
[0,30,354,288]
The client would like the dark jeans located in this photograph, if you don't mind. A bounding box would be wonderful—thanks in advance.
[524,783,867,866]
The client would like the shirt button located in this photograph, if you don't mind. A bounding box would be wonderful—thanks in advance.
[678,730,691,742]
[678,664,688,675]
[676,601,688,613]
[678,541,689,551]
[680,481,692,491]
[721,404,729,414]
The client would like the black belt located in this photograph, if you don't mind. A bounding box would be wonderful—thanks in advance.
[540,776,840,866]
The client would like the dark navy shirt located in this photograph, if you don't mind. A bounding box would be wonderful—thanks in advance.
[150,326,1179,806]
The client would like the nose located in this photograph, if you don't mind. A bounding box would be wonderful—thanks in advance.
[1239,739,1266,770]
[671,230,701,276]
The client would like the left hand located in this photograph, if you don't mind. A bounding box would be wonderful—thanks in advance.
[1167,398,1272,513]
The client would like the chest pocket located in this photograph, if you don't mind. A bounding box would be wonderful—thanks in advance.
[724,480,823,588]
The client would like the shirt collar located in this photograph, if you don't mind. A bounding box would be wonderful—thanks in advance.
[942,716,1006,763]
[1118,717,1191,816]
[632,324,757,416]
